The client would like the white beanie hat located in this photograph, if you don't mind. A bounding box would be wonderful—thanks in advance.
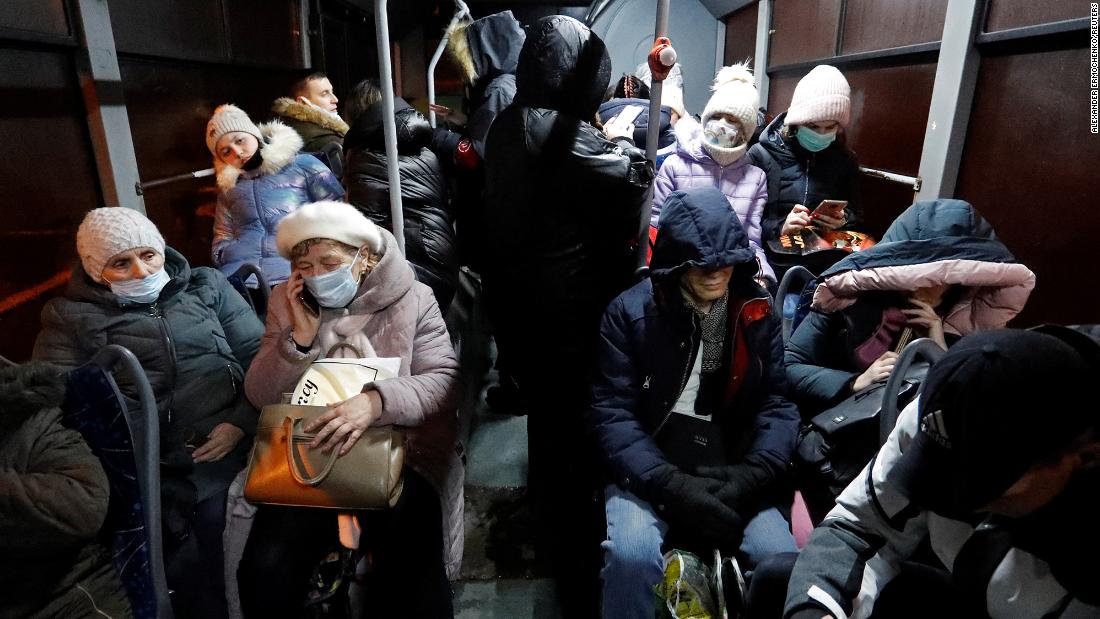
[785,65,851,128]
[76,207,166,283]
[276,201,384,259]
[701,63,759,134]
[205,104,263,155]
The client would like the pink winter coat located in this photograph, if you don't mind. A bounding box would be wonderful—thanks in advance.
[244,226,464,579]
[652,118,774,282]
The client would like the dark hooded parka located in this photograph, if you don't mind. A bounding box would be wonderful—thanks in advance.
[344,97,458,312]
[785,199,1035,414]
[588,187,799,519]
[483,15,652,390]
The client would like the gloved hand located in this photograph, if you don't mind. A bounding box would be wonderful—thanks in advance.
[696,463,773,515]
[651,468,745,542]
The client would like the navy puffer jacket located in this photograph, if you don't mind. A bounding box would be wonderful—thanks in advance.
[587,187,799,503]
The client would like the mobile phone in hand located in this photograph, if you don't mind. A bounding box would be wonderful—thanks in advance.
[298,287,320,317]
[811,199,848,220]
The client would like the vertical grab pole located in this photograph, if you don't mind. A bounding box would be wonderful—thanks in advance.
[374,0,406,256]
[428,0,471,128]
[636,0,673,272]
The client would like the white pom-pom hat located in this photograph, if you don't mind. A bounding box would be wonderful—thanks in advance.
[701,63,759,135]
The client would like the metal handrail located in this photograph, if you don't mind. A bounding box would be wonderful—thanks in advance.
[879,338,946,446]
[374,0,406,257]
[859,166,922,191]
[635,0,672,275]
[90,344,173,619]
[135,168,215,195]
[427,0,471,129]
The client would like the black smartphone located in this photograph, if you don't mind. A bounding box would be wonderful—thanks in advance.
[298,286,320,317]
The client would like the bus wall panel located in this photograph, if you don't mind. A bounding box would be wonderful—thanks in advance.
[224,0,302,68]
[723,2,758,68]
[0,47,99,361]
[109,0,229,63]
[984,1,1089,33]
[841,0,948,54]
[955,46,1098,326]
[0,0,70,37]
[768,0,841,68]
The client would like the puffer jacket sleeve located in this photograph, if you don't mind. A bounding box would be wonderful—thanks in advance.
[32,301,90,372]
[743,312,799,475]
[212,191,237,267]
[467,74,516,156]
[746,145,785,242]
[785,310,858,409]
[587,295,675,499]
[371,291,460,427]
[745,169,775,283]
[244,283,320,408]
[210,270,266,431]
[650,156,679,227]
[840,153,863,232]
[0,410,109,554]
[301,154,346,202]
[572,124,652,241]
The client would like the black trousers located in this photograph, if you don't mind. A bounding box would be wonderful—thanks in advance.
[237,469,452,619]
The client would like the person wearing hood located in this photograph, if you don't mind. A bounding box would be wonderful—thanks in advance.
[482,15,652,615]
[746,65,861,274]
[239,201,462,617]
[588,187,799,618]
[271,72,349,154]
[597,74,676,154]
[651,63,775,286]
[207,103,344,287]
[784,328,1100,618]
[433,10,525,159]
[0,362,132,618]
[343,79,458,313]
[33,207,265,619]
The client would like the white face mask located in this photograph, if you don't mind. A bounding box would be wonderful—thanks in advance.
[703,118,744,149]
[109,268,171,305]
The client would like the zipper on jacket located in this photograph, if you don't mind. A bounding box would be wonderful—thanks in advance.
[803,154,814,207]
[149,302,178,424]
[653,318,698,437]
[226,363,238,393]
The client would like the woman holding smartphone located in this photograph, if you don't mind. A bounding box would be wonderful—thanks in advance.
[240,200,462,618]
[746,65,862,274]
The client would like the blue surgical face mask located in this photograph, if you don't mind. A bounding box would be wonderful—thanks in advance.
[109,267,171,305]
[305,252,364,309]
[796,125,837,152]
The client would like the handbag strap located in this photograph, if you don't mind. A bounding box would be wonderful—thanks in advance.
[325,342,363,358]
[285,417,340,486]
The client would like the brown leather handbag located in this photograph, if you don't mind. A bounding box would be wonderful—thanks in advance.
[243,404,405,509]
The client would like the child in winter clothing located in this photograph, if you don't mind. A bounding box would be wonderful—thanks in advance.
[651,63,774,285]
[207,104,344,287]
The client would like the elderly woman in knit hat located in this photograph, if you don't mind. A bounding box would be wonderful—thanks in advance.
[651,63,775,285]
[746,65,862,270]
[239,200,462,618]
[33,206,266,619]
[206,103,344,288]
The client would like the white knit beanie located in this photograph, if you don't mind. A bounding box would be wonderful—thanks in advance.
[785,65,851,128]
[701,63,759,133]
[276,201,384,259]
[76,207,166,283]
[205,104,263,155]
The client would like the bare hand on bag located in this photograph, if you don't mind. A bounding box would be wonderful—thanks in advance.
[852,351,898,393]
[781,205,812,236]
[306,390,383,456]
[429,103,467,126]
[286,271,320,348]
[192,423,245,463]
[902,298,948,349]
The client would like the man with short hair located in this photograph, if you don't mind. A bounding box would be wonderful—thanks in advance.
[271,71,349,154]
[784,327,1100,618]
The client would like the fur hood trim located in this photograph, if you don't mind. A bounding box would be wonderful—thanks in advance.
[0,362,66,431]
[215,119,304,192]
[271,97,349,136]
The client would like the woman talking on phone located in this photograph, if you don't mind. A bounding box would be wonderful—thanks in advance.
[239,200,461,618]
[746,65,862,276]
[33,207,265,619]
